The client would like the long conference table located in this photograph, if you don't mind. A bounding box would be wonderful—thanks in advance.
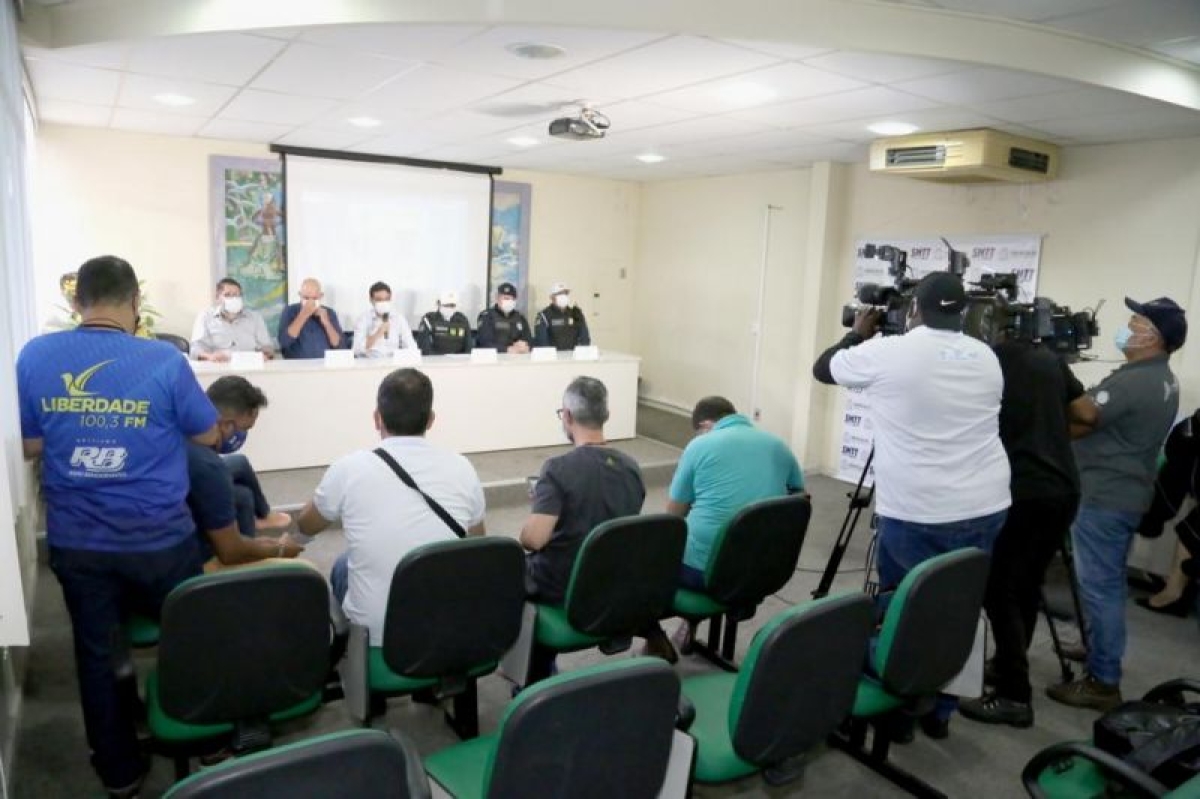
[190,351,640,471]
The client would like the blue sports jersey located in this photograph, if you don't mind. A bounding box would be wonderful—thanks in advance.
[17,328,219,552]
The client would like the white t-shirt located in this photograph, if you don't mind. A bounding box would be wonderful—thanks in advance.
[314,436,485,645]
[830,325,1011,523]
[353,309,417,358]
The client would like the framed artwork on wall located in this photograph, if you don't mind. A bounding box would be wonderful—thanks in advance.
[209,155,287,335]
[490,180,532,311]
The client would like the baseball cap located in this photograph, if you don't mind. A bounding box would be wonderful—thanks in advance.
[913,272,967,331]
[549,282,569,296]
[1125,296,1187,352]
[497,282,517,297]
[438,290,459,306]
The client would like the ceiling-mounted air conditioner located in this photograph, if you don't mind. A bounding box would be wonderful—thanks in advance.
[869,128,1059,183]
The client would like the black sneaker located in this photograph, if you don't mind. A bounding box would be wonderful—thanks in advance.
[919,714,950,740]
[960,693,1034,728]
[1046,674,1122,712]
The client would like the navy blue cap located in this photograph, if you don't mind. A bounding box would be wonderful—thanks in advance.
[497,282,517,297]
[1126,296,1187,352]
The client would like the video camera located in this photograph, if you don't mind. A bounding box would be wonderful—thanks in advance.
[842,239,1099,360]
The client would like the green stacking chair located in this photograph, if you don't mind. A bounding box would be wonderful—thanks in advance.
[526,514,686,681]
[1023,679,1200,798]
[830,547,991,799]
[146,562,332,779]
[164,729,431,799]
[341,537,527,738]
[671,495,810,670]
[681,592,874,786]
[425,658,692,799]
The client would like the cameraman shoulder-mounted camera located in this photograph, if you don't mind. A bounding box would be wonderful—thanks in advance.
[841,238,1100,360]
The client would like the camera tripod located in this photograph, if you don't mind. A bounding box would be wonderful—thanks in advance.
[814,448,877,600]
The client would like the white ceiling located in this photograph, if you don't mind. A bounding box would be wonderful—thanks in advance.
[20,2,1200,181]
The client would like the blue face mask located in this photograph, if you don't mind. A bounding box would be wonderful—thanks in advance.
[1114,324,1133,352]
[219,429,247,454]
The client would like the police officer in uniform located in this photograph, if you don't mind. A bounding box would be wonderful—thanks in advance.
[417,290,472,355]
[476,282,532,353]
[534,282,591,351]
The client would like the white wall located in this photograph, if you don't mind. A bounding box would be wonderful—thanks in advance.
[633,170,811,442]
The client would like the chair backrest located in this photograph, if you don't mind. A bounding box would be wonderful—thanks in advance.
[156,332,190,353]
[705,495,812,607]
[164,729,430,799]
[876,548,991,699]
[729,592,874,765]
[485,658,680,799]
[563,514,687,638]
[382,537,526,679]
[158,563,330,725]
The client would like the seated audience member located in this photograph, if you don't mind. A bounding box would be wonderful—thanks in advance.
[297,368,486,645]
[476,282,532,353]
[42,270,79,332]
[642,396,805,660]
[278,277,343,358]
[190,278,276,361]
[205,376,292,535]
[534,282,590,351]
[417,291,472,355]
[354,281,416,358]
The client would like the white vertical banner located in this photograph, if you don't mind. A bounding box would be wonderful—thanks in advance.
[836,234,1043,483]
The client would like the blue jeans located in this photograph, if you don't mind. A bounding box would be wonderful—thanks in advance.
[875,510,1007,720]
[1071,504,1141,684]
[50,536,202,790]
[223,454,269,537]
[331,551,349,604]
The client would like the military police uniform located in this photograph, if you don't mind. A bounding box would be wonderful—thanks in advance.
[534,304,591,351]
[417,311,472,355]
[476,305,532,349]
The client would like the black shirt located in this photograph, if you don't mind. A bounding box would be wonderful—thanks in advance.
[527,445,645,602]
[994,341,1083,501]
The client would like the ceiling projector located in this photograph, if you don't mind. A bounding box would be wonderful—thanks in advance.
[548,106,610,141]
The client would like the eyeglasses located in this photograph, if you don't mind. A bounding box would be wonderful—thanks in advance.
[556,408,566,419]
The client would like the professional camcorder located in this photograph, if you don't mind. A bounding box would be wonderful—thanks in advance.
[841,239,1099,360]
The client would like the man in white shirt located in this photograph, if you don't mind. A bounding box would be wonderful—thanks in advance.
[813,271,1010,738]
[296,368,486,645]
[353,281,417,358]
[190,278,276,361]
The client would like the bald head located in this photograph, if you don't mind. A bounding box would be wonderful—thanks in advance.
[299,279,323,302]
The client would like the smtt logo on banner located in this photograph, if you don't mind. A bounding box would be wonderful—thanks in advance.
[70,447,128,473]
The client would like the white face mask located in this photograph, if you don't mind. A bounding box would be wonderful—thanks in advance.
[498,298,516,314]
[440,307,456,322]
[374,301,392,315]
[221,296,243,315]
[554,293,571,309]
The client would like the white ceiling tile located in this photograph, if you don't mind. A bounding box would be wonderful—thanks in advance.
[23,42,129,70]
[605,116,775,150]
[349,130,457,157]
[109,108,206,136]
[1039,0,1200,46]
[543,35,781,99]
[436,25,666,80]
[26,59,121,105]
[720,38,832,61]
[596,99,700,131]
[967,87,1156,123]
[198,119,292,143]
[126,33,286,86]
[414,143,507,163]
[647,63,868,115]
[274,127,372,150]
[730,85,939,127]
[36,99,112,127]
[350,64,522,116]
[800,107,1000,141]
[1152,37,1200,66]
[891,66,1081,104]
[250,42,419,99]
[298,23,486,60]
[246,29,304,41]
[468,83,617,122]
[761,141,868,164]
[117,74,237,117]
[910,0,1124,23]
[218,89,337,125]
[1029,108,1200,142]
[800,50,966,84]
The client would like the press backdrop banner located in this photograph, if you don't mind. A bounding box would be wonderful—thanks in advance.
[836,234,1043,483]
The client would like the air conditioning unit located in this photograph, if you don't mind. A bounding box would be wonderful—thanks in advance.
[869,128,1059,183]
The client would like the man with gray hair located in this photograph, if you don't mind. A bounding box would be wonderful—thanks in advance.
[521,376,645,602]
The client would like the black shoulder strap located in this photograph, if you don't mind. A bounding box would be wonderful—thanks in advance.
[373,448,467,539]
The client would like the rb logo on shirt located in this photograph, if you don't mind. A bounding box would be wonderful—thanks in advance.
[70,446,128,473]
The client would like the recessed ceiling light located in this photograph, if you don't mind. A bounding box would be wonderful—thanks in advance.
[505,42,566,60]
[717,81,777,106]
[506,136,540,148]
[636,153,666,164]
[347,116,382,128]
[153,93,196,108]
[868,121,919,136]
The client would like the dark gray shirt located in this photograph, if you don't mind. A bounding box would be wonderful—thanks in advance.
[1073,354,1179,513]
[527,445,645,603]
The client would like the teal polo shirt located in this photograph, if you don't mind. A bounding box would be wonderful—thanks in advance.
[669,414,804,572]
